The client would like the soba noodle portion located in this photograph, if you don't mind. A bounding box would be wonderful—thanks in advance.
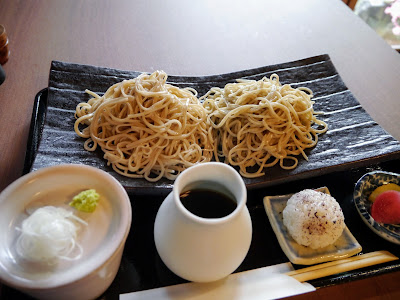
[201,74,327,178]
[74,71,214,182]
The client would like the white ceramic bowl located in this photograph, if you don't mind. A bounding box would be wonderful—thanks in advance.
[0,164,132,300]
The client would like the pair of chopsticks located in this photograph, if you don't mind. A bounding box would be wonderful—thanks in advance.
[286,251,398,283]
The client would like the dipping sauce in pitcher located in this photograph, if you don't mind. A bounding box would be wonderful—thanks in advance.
[180,181,237,219]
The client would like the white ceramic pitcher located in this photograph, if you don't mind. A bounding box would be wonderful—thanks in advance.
[154,162,252,282]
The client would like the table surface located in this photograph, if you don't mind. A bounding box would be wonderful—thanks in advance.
[0,0,399,299]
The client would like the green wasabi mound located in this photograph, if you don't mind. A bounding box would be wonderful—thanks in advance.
[70,189,100,212]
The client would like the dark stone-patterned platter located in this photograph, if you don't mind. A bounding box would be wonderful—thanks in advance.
[26,54,400,195]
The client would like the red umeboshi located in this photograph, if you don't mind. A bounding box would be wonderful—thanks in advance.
[371,190,400,224]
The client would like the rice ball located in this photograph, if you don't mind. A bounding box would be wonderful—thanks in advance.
[282,189,345,249]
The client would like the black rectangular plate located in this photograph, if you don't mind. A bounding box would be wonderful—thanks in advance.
[6,56,399,299]
[27,54,400,195]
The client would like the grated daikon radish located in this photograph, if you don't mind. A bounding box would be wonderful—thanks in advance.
[16,206,88,264]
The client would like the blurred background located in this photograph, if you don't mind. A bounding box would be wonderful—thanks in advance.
[346,0,400,51]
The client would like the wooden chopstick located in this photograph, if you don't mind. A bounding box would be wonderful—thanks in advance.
[286,251,398,283]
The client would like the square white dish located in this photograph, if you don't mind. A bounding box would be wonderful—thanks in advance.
[263,187,362,265]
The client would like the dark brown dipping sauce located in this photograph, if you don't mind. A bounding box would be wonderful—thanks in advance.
[180,188,237,219]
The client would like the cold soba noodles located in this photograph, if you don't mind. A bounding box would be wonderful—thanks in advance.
[74,71,214,182]
[75,71,327,182]
[201,74,327,178]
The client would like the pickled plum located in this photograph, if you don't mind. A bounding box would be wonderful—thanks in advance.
[371,190,400,224]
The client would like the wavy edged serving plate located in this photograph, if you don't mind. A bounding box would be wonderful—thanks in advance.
[264,187,362,265]
[25,54,400,195]
[354,171,400,245]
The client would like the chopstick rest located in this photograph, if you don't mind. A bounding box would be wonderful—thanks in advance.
[286,251,398,282]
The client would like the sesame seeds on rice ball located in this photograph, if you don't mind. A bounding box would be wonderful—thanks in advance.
[282,189,345,249]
